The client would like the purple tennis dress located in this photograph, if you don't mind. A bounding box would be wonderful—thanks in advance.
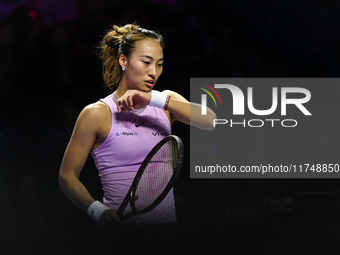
[91,92,176,224]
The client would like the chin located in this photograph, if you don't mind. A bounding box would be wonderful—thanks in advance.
[142,86,154,92]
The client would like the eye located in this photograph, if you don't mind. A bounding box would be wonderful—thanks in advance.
[142,61,150,65]
[158,63,164,67]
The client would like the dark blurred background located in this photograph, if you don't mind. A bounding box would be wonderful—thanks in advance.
[1,0,340,254]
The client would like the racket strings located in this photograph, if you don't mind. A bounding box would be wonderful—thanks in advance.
[133,140,178,210]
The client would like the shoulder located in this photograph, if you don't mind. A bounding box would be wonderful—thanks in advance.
[161,90,188,102]
[81,101,109,118]
[77,101,111,129]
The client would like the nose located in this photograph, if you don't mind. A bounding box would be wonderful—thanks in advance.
[146,65,156,79]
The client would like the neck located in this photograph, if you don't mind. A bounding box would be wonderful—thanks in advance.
[115,90,122,98]
[115,81,128,98]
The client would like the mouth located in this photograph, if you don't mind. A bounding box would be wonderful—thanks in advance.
[145,80,155,87]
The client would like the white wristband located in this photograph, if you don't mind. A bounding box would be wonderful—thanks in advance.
[149,90,168,109]
[87,201,110,222]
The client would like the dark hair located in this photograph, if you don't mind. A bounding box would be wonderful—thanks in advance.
[99,24,164,91]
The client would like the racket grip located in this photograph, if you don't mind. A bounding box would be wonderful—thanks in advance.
[87,201,110,222]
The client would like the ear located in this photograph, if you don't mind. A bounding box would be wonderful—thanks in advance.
[119,54,127,69]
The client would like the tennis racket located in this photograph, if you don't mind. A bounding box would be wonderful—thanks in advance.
[116,135,184,221]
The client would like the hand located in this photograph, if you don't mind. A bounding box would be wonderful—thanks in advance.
[97,210,121,230]
[116,90,151,113]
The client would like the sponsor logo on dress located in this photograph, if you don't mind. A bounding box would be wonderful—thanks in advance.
[115,132,138,136]
[135,121,146,127]
[152,132,168,136]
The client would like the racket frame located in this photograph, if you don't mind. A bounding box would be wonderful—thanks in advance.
[116,135,184,221]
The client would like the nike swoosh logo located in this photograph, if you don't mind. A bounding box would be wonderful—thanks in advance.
[135,121,146,127]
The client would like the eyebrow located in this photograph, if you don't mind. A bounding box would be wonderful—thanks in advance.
[141,55,164,62]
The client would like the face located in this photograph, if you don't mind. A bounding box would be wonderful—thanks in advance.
[120,38,164,92]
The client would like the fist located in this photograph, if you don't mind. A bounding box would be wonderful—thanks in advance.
[97,210,121,230]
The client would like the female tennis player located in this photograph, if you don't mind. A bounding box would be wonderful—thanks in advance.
[58,24,216,229]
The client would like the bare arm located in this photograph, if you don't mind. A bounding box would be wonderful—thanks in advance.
[162,90,216,130]
[59,103,121,227]
[116,89,217,130]
[59,104,104,211]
